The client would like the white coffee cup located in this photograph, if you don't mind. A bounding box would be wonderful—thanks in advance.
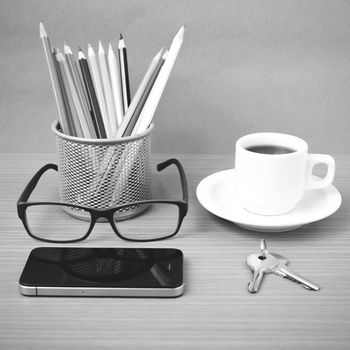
[235,133,335,215]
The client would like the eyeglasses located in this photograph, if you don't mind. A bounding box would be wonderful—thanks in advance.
[17,158,188,243]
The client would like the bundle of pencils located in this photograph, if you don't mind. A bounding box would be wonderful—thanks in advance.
[40,22,185,139]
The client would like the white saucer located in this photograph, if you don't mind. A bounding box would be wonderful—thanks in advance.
[196,169,342,232]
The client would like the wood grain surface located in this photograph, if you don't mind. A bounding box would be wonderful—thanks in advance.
[0,153,349,349]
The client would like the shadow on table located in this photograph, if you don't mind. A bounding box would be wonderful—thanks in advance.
[197,204,347,243]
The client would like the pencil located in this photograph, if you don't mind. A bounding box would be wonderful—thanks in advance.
[76,46,100,136]
[64,44,97,138]
[133,26,185,135]
[88,44,111,137]
[56,50,84,137]
[98,41,118,136]
[39,21,70,134]
[52,48,76,136]
[108,43,124,127]
[114,48,164,138]
[125,50,166,136]
[58,49,92,138]
[73,58,100,137]
[100,48,167,190]
[78,49,107,138]
[96,52,166,195]
[118,33,131,112]
[74,59,90,111]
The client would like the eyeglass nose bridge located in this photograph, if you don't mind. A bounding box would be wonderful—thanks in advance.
[91,208,115,223]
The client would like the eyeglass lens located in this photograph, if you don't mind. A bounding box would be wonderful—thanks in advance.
[25,204,91,241]
[113,203,180,241]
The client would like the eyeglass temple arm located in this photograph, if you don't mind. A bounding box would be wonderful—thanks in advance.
[18,159,188,203]
[17,163,58,203]
[157,158,188,205]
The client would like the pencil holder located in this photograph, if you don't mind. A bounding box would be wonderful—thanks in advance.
[52,121,152,221]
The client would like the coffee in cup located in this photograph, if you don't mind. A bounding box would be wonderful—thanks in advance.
[235,133,335,215]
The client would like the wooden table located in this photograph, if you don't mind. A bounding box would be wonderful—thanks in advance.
[1,153,349,349]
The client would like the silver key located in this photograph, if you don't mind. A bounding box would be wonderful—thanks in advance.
[246,251,279,293]
[271,253,320,291]
[260,238,268,258]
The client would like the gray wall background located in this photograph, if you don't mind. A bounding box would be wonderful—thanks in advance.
[1,0,350,154]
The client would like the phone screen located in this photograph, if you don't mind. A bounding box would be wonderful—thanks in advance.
[20,247,183,290]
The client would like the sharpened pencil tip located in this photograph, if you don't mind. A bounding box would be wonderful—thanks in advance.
[64,43,73,55]
[108,43,115,56]
[78,50,85,60]
[39,21,47,38]
[118,35,126,49]
[88,43,95,55]
[154,47,164,60]
[98,41,105,54]
[175,26,185,41]
[78,46,82,51]
[56,50,64,61]
[162,50,168,59]
[119,33,123,40]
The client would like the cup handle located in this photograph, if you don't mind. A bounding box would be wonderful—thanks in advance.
[306,154,335,190]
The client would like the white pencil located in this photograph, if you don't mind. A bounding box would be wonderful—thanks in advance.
[114,48,164,138]
[132,26,185,135]
[88,44,111,137]
[108,43,124,127]
[39,22,70,134]
[98,41,118,136]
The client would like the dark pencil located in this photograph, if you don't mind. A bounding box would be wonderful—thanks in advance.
[78,49,107,138]
[118,33,131,112]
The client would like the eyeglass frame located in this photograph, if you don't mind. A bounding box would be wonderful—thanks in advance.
[17,158,188,243]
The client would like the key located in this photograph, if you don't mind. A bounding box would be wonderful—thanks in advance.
[260,238,268,258]
[271,253,320,291]
[246,252,279,293]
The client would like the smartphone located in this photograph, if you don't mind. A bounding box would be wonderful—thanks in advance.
[19,247,184,298]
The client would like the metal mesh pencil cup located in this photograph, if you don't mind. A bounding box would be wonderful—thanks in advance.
[52,121,153,221]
